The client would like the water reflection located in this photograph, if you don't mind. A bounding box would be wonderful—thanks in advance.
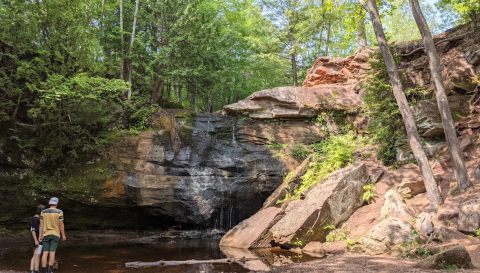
[0,239,319,273]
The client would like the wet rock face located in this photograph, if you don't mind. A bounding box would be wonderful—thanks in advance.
[105,113,325,229]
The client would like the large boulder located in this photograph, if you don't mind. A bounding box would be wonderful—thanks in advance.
[352,218,418,255]
[380,189,416,221]
[269,162,369,247]
[223,85,363,119]
[410,95,471,138]
[219,207,284,249]
[457,195,480,233]
[414,245,474,270]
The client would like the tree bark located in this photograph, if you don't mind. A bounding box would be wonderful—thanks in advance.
[150,77,164,104]
[178,85,182,106]
[409,0,471,192]
[119,0,124,81]
[359,0,443,210]
[289,20,298,87]
[357,8,367,49]
[127,0,140,100]
[194,85,198,113]
[325,19,332,56]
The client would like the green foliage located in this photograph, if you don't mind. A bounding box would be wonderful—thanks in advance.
[290,143,309,159]
[125,104,159,134]
[476,228,480,237]
[292,237,304,247]
[402,227,430,258]
[26,74,128,164]
[362,50,404,166]
[322,223,336,231]
[285,132,358,201]
[362,183,379,204]
[267,142,288,150]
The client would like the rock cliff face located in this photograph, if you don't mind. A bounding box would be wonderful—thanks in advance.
[0,110,324,231]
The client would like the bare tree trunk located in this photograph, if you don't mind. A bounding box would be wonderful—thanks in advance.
[119,0,124,81]
[194,86,198,113]
[178,85,182,106]
[211,88,217,112]
[12,93,22,119]
[167,82,171,101]
[409,0,471,192]
[289,20,298,87]
[150,77,164,104]
[127,0,140,100]
[359,0,443,210]
[357,8,367,49]
[325,19,332,56]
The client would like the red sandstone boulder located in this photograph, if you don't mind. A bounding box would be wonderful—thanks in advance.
[223,85,363,119]
[219,207,284,249]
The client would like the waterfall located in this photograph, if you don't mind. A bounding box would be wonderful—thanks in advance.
[231,118,237,145]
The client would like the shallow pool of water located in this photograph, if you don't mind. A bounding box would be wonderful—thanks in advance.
[0,239,316,272]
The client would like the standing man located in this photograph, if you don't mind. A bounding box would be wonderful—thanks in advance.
[39,197,66,273]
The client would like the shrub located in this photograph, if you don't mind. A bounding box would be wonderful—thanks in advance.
[285,132,358,201]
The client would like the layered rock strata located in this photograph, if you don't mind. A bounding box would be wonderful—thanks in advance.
[220,162,369,249]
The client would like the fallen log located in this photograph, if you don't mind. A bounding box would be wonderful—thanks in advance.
[126,257,263,268]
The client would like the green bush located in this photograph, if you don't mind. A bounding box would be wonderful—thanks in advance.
[281,132,358,201]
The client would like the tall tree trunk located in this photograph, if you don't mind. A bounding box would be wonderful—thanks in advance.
[119,0,124,81]
[357,8,367,49]
[194,86,198,113]
[409,0,471,192]
[289,21,298,87]
[211,88,217,112]
[167,82,171,101]
[150,77,164,104]
[178,85,182,106]
[127,0,140,100]
[325,19,332,56]
[359,0,443,210]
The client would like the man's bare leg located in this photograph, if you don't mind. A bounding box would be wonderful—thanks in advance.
[41,252,48,268]
[48,252,56,266]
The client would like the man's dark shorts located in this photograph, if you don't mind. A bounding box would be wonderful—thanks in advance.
[42,235,60,252]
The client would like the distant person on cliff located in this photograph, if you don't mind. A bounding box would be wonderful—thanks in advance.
[39,197,66,273]
[30,204,45,273]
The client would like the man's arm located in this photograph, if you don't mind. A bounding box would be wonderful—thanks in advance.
[31,230,39,246]
[59,220,66,241]
[38,220,43,242]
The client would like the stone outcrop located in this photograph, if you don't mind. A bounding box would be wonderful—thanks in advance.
[223,85,363,119]
[380,189,416,221]
[395,177,427,198]
[411,95,471,138]
[414,245,474,270]
[353,218,417,255]
[269,162,368,247]
[457,195,480,233]
[302,49,372,87]
[219,207,284,249]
